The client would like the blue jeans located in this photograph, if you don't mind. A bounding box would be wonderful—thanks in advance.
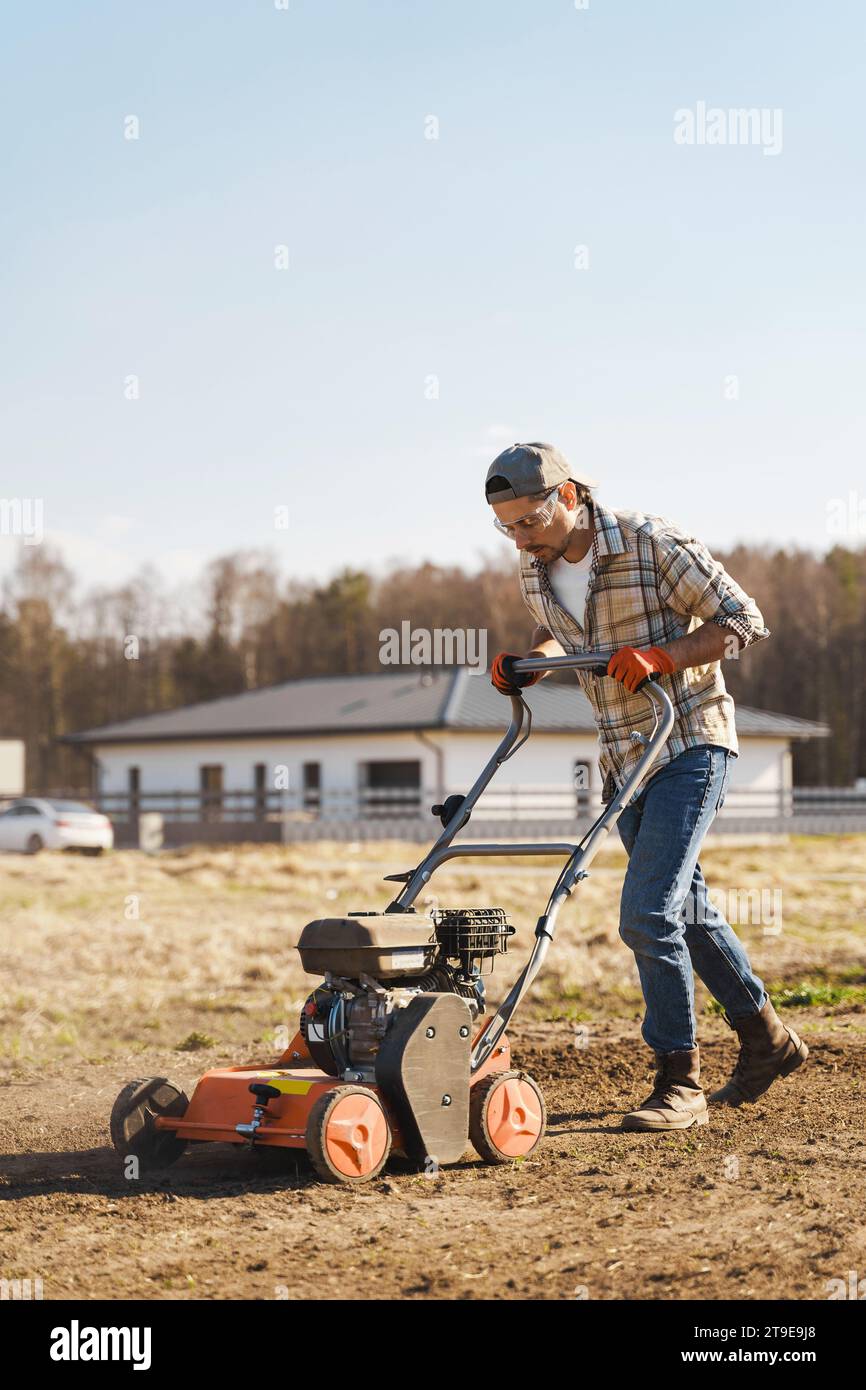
[615,744,766,1054]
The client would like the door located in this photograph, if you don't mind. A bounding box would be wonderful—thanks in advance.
[0,805,22,849]
[0,803,43,851]
[200,766,224,822]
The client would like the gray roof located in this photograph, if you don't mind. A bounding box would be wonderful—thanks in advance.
[62,670,831,745]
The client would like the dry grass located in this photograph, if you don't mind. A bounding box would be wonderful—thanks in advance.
[1,835,864,1079]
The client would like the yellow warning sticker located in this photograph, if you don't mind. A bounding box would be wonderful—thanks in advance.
[251,1075,315,1095]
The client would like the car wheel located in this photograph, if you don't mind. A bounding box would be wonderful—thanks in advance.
[26,834,44,855]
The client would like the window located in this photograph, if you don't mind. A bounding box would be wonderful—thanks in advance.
[128,767,140,818]
[200,765,223,822]
[360,760,421,817]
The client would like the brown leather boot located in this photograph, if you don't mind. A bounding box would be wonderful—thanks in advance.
[708,997,808,1106]
[621,1046,708,1131]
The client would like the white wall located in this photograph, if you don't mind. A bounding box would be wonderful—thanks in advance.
[718,738,791,816]
[0,740,25,797]
[434,729,602,819]
[92,730,790,818]
[95,732,444,802]
[440,733,790,818]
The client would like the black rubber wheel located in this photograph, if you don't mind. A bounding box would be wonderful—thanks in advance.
[26,834,43,855]
[469,1070,547,1164]
[110,1077,189,1172]
[305,1085,391,1185]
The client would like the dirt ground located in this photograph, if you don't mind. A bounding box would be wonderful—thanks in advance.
[1,1017,865,1301]
[1,838,865,1301]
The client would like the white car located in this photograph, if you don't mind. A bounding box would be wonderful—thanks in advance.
[0,799,114,855]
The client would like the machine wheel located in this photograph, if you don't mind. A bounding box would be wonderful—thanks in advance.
[306,1085,391,1184]
[469,1070,546,1164]
[110,1077,189,1172]
[26,834,43,855]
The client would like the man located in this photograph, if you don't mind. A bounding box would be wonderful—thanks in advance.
[486,441,808,1131]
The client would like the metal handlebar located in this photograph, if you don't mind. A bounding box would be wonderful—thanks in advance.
[387,651,674,901]
[385,650,677,1072]
[511,651,640,681]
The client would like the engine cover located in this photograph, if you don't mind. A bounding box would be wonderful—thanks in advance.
[297,913,438,980]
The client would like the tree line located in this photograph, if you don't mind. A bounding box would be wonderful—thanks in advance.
[0,539,863,793]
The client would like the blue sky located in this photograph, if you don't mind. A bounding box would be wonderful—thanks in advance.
[2,0,864,593]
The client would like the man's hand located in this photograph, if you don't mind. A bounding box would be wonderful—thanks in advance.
[490,651,543,695]
[607,645,676,694]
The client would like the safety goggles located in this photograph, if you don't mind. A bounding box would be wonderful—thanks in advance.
[492,486,562,538]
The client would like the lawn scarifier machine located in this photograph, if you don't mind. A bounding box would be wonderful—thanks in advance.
[110,652,674,1184]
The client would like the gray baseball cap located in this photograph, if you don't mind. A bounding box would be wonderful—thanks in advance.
[485,442,598,503]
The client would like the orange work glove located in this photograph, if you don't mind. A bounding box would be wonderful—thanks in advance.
[607,645,675,694]
[490,651,543,695]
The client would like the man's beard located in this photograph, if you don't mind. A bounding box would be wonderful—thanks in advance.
[529,533,569,562]
[529,514,586,562]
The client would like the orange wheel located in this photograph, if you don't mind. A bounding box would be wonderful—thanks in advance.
[306,1086,391,1184]
[469,1070,546,1163]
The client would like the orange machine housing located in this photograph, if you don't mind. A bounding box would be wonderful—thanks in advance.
[154,1017,512,1156]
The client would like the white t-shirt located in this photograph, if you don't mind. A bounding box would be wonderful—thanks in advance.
[547,547,593,631]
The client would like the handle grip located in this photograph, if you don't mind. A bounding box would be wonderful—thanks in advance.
[580,664,659,691]
[509,653,662,693]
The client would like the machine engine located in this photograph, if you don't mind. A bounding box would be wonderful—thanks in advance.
[296,908,513,1080]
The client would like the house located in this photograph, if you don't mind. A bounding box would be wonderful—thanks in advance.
[61,671,830,843]
[0,740,25,799]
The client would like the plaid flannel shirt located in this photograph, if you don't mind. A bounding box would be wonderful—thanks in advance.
[517,497,770,804]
